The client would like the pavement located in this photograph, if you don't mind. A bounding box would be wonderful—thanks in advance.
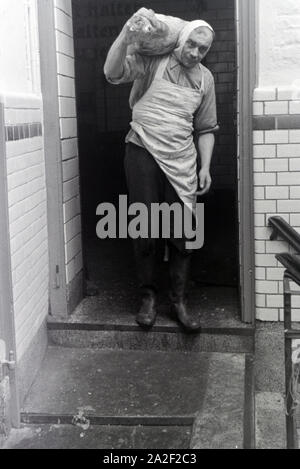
[6,348,246,449]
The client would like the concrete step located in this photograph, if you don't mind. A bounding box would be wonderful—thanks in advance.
[48,324,254,354]
[48,290,254,354]
[20,347,251,449]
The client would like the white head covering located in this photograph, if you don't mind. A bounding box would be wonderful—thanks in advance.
[173,19,215,63]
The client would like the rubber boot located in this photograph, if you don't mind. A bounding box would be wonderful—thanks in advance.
[135,286,157,329]
[133,240,157,329]
[169,246,201,333]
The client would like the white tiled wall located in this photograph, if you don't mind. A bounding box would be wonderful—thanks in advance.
[4,96,48,360]
[54,0,82,286]
[253,87,300,321]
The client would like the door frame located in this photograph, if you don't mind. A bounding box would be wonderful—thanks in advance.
[37,0,68,318]
[0,96,20,428]
[38,0,257,324]
[236,0,257,324]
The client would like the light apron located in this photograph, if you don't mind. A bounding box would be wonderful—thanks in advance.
[130,55,205,209]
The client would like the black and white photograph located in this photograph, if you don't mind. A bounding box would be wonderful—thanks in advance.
[0,0,300,451]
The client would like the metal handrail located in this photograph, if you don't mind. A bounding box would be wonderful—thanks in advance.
[268,217,300,449]
[269,216,300,253]
[283,274,300,449]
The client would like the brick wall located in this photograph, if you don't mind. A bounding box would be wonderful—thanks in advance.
[198,0,236,189]
[72,0,237,189]
[253,86,300,321]
[4,94,48,360]
[54,0,83,287]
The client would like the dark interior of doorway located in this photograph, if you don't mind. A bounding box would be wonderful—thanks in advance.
[72,0,239,318]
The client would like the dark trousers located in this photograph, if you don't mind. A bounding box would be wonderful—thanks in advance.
[124,142,193,296]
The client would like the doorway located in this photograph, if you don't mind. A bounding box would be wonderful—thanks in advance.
[71,0,252,324]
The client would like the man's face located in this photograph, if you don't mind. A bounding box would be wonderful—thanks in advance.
[181,28,213,68]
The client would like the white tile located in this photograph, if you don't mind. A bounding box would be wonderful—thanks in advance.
[254,173,276,187]
[265,130,289,144]
[58,75,76,97]
[290,214,300,226]
[254,187,265,200]
[277,173,300,185]
[65,233,82,264]
[6,150,43,175]
[255,240,266,254]
[64,214,81,243]
[266,295,283,308]
[54,0,72,16]
[290,101,300,114]
[60,118,77,139]
[254,200,277,214]
[265,159,288,172]
[253,102,263,115]
[253,88,276,101]
[253,131,264,144]
[266,267,285,281]
[63,197,81,223]
[59,97,77,118]
[265,186,289,200]
[256,308,279,322]
[289,130,300,143]
[54,7,73,36]
[277,200,300,213]
[254,159,264,172]
[66,258,76,284]
[4,94,42,109]
[8,177,44,208]
[255,254,278,267]
[8,165,43,191]
[62,157,79,182]
[290,187,300,199]
[289,159,300,171]
[254,213,265,226]
[292,298,300,309]
[63,176,79,202]
[255,267,266,280]
[55,30,74,57]
[265,240,289,254]
[6,138,43,158]
[256,294,266,307]
[61,138,78,160]
[277,87,295,101]
[277,144,300,158]
[265,101,288,115]
[255,227,272,240]
[57,53,75,78]
[253,145,276,159]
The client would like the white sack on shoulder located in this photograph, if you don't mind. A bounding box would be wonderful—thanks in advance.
[127,12,187,56]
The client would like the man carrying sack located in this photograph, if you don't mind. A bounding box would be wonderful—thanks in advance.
[104,8,219,332]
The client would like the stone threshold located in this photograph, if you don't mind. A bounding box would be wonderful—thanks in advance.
[48,319,254,336]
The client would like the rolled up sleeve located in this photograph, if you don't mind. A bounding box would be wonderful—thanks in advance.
[105,53,149,85]
[194,73,219,136]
